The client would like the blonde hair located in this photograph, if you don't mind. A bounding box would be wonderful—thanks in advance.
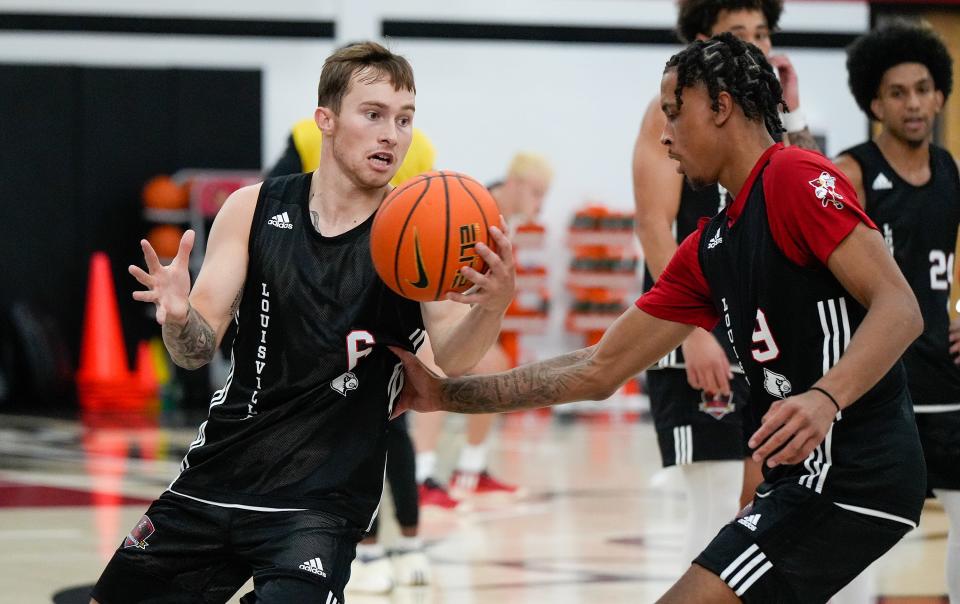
[507,152,553,183]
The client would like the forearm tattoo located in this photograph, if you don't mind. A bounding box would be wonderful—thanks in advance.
[786,127,820,153]
[440,348,596,413]
[163,305,216,369]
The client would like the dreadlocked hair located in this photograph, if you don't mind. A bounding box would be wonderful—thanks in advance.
[676,0,783,44]
[846,19,953,121]
[665,32,785,136]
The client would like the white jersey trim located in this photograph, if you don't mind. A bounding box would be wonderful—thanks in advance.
[171,346,237,487]
[673,425,693,465]
[913,403,960,413]
[833,502,917,528]
[167,489,308,512]
[648,360,745,374]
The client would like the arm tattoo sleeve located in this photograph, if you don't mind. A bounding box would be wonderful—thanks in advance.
[163,305,216,369]
[786,127,820,153]
[440,348,597,413]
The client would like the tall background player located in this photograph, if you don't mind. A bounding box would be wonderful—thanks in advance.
[835,20,960,603]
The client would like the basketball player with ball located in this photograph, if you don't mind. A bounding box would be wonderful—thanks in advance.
[90,41,514,604]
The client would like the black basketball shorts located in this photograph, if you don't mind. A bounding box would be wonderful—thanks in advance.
[647,369,750,466]
[913,406,960,491]
[91,492,364,604]
[694,483,911,603]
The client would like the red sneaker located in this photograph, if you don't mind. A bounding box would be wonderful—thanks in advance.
[418,478,459,509]
[450,470,519,495]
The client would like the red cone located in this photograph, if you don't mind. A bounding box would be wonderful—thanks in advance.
[77,252,129,383]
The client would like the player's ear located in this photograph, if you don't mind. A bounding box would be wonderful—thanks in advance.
[934,89,945,114]
[713,90,734,127]
[870,98,885,122]
[315,106,336,135]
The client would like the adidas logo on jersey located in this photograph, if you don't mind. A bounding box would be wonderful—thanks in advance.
[299,557,327,577]
[872,172,893,190]
[707,228,723,249]
[737,513,761,532]
[268,211,294,229]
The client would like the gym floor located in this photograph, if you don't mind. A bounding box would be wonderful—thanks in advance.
[0,410,948,604]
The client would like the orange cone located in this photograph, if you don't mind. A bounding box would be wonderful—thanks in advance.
[135,340,159,398]
[77,252,129,383]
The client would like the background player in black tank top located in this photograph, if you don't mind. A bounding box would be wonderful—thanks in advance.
[394,34,926,603]
[91,42,516,604]
[834,21,960,603]
[631,0,821,569]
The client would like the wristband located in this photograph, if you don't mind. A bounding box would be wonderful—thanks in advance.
[780,109,807,133]
[809,386,842,421]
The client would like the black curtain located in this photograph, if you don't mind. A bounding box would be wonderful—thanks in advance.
[0,64,261,410]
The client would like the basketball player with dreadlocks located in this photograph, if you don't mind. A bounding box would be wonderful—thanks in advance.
[393,33,926,602]
[632,0,820,569]
[834,21,959,602]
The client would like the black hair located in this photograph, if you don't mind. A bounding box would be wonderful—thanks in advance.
[665,32,785,136]
[676,0,783,44]
[846,20,953,120]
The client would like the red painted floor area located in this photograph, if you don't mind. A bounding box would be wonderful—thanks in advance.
[0,480,153,508]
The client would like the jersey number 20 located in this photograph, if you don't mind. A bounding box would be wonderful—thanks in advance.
[929,250,954,291]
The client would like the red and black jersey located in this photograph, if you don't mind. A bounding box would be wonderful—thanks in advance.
[170,173,424,528]
[638,144,925,526]
[642,181,735,369]
[843,141,960,409]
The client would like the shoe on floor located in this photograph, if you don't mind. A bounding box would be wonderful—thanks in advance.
[449,470,520,497]
[346,555,394,594]
[391,549,432,586]
[418,478,459,509]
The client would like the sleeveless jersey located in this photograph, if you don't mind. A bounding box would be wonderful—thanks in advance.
[643,182,735,369]
[169,173,425,527]
[842,141,960,408]
[695,147,924,524]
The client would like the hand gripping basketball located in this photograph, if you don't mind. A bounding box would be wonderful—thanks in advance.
[445,223,515,313]
[129,229,194,326]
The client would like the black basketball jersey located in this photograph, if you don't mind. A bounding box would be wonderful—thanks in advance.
[643,182,736,369]
[842,141,960,408]
[169,173,425,528]
[695,146,924,524]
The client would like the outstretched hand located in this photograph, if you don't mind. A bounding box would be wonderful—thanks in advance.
[747,390,837,468]
[389,346,445,418]
[445,220,515,314]
[129,229,195,326]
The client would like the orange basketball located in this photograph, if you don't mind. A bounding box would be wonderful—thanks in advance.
[147,224,184,259]
[142,175,189,210]
[371,171,501,302]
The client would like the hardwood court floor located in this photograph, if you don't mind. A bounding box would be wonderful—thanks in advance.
[0,411,948,603]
